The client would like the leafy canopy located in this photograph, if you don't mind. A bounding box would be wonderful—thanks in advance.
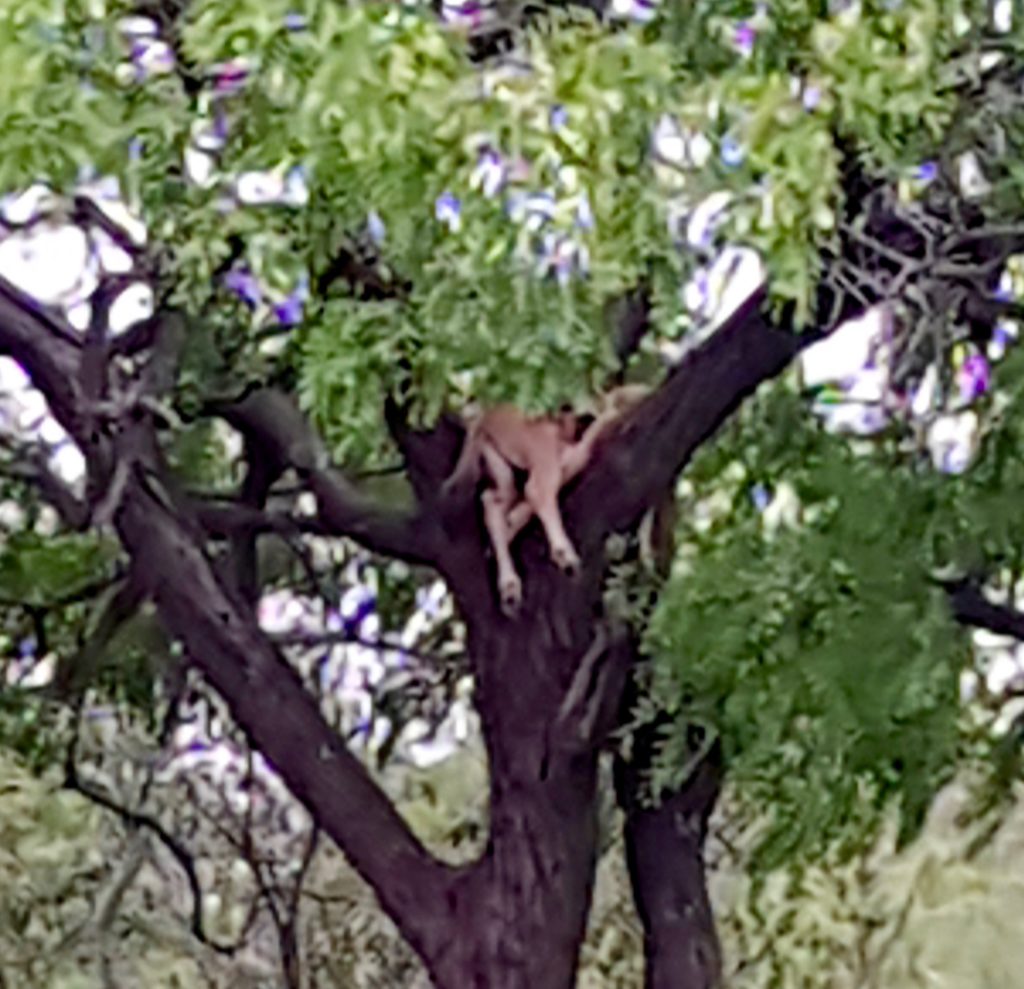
[1,0,1022,869]
[0,0,987,461]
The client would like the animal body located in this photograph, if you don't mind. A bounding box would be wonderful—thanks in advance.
[445,385,648,614]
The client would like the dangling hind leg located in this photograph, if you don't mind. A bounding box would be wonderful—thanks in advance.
[523,446,580,575]
[480,442,522,614]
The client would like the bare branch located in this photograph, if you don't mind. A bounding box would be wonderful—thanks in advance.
[0,435,89,528]
[216,388,439,565]
[190,500,326,538]
[65,744,236,955]
[0,285,454,963]
[0,275,86,432]
[115,451,454,960]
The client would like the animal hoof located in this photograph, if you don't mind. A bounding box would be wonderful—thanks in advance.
[553,544,580,575]
[500,576,522,616]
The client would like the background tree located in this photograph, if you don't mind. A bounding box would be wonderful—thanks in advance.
[3,0,1024,986]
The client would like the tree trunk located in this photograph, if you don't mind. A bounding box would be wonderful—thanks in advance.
[429,756,601,988]
[421,575,610,989]
[615,693,723,989]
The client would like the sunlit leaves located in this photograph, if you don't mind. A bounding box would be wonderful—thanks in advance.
[1,0,999,430]
[809,0,957,166]
[0,1,188,190]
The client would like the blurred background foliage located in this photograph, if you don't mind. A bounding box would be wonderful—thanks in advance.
[1,0,1024,984]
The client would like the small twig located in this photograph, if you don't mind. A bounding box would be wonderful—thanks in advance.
[0,438,89,528]
[64,745,236,955]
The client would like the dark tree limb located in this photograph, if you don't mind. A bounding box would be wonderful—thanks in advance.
[574,287,806,545]
[0,295,456,969]
[945,578,1024,641]
[615,736,723,989]
[0,277,86,428]
[615,663,723,989]
[114,457,453,961]
[228,434,288,605]
[191,500,330,538]
[384,394,465,504]
[607,284,652,377]
[214,388,440,565]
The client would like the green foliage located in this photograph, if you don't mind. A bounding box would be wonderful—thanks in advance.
[0,531,118,608]
[808,0,960,165]
[2,0,1024,979]
[646,389,968,865]
[0,0,992,441]
[693,70,842,325]
[715,780,1024,989]
[393,746,489,855]
[0,0,188,189]
[942,349,1024,571]
[0,753,102,985]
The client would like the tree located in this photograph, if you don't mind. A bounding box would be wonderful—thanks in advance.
[2,0,1024,985]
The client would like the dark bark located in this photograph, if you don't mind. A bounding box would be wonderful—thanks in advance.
[575,286,805,548]
[5,8,1022,989]
[228,434,287,605]
[0,270,813,987]
[945,578,1024,640]
[115,456,456,961]
[0,270,805,988]
[279,920,301,989]
[215,387,440,566]
[615,681,723,989]
[425,592,614,989]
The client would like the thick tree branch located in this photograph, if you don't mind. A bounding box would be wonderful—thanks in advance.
[576,287,806,541]
[228,435,288,605]
[0,277,86,430]
[615,732,723,989]
[0,293,455,966]
[565,165,1021,546]
[113,459,453,960]
[215,388,439,565]
[384,394,465,504]
[191,500,329,538]
[945,578,1024,641]
[614,647,723,989]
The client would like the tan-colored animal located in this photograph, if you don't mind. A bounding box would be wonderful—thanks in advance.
[445,385,648,613]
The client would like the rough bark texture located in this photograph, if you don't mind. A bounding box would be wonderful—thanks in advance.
[4,2,1021,983]
[0,273,803,987]
[616,705,723,989]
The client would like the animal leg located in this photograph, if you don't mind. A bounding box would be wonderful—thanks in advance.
[505,496,534,542]
[442,421,483,497]
[524,446,580,574]
[506,418,606,541]
[504,425,600,542]
[480,442,522,614]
